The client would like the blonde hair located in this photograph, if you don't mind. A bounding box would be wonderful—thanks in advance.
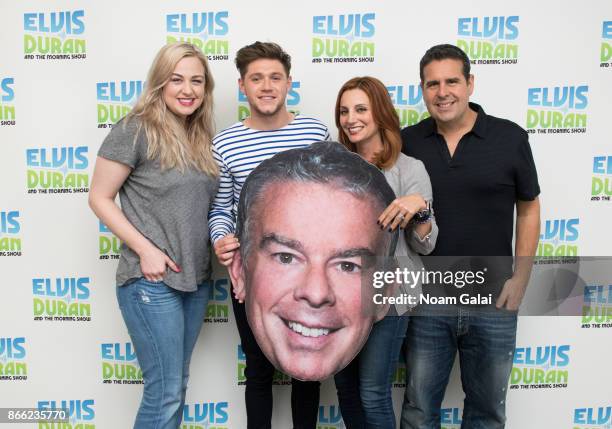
[127,43,218,176]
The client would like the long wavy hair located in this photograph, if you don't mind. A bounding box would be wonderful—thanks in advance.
[335,76,401,170]
[126,42,218,176]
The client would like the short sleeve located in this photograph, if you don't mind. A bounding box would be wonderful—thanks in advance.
[97,118,143,169]
[514,132,540,201]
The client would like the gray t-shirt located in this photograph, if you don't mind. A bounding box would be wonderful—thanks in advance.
[98,118,219,292]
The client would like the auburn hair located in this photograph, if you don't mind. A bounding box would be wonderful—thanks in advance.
[335,76,401,170]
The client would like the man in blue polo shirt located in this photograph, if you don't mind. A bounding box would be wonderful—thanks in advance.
[401,44,541,428]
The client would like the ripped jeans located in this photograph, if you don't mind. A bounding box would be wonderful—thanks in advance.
[117,278,210,429]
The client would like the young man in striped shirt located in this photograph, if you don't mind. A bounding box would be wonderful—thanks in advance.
[208,41,329,429]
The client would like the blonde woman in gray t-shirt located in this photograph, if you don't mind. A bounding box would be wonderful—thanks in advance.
[89,43,219,429]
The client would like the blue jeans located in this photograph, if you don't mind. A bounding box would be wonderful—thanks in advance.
[335,313,410,429]
[401,307,517,429]
[117,278,210,429]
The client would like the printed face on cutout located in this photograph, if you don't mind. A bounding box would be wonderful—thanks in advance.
[230,181,388,381]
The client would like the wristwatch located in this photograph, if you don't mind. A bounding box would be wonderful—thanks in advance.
[410,200,433,224]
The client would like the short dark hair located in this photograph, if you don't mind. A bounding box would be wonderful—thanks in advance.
[235,41,291,78]
[235,141,396,258]
[419,44,471,82]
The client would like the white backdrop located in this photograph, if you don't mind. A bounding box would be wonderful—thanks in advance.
[1,1,611,428]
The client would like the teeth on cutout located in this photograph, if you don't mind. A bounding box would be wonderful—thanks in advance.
[288,321,330,338]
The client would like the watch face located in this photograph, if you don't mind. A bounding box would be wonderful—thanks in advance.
[412,202,432,224]
[413,211,429,222]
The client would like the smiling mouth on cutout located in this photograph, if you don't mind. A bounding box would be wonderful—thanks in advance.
[282,317,340,338]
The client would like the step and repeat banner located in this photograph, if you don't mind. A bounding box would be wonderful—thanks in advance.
[1,1,611,428]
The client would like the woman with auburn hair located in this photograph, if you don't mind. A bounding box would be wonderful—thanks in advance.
[333,76,438,428]
[89,43,218,428]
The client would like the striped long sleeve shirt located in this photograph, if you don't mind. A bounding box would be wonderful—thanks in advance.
[208,115,330,243]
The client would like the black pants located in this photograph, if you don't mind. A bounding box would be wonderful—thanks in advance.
[232,292,320,429]
[334,357,365,429]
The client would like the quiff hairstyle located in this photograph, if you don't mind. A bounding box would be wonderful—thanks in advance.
[235,41,291,78]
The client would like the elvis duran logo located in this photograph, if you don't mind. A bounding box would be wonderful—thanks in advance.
[311,13,375,64]
[101,342,143,385]
[581,284,612,329]
[237,81,301,121]
[457,16,519,64]
[537,218,579,258]
[0,77,15,126]
[0,337,27,381]
[574,406,612,428]
[392,361,406,388]
[204,279,229,323]
[0,211,22,257]
[601,21,612,67]
[23,10,86,60]
[509,344,570,390]
[166,12,230,61]
[99,221,120,260]
[526,85,588,134]
[96,81,143,128]
[181,402,229,429]
[37,399,95,428]
[26,147,89,195]
[237,345,290,386]
[32,277,92,322]
[440,408,463,429]
[591,156,612,202]
[387,84,429,127]
[317,404,344,429]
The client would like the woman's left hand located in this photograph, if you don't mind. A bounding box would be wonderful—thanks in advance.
[378,193,427,231]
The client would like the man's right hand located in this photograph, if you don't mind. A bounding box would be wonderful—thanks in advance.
[214,234,240,266]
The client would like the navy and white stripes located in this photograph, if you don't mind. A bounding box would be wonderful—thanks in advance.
[208,115,330,243]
